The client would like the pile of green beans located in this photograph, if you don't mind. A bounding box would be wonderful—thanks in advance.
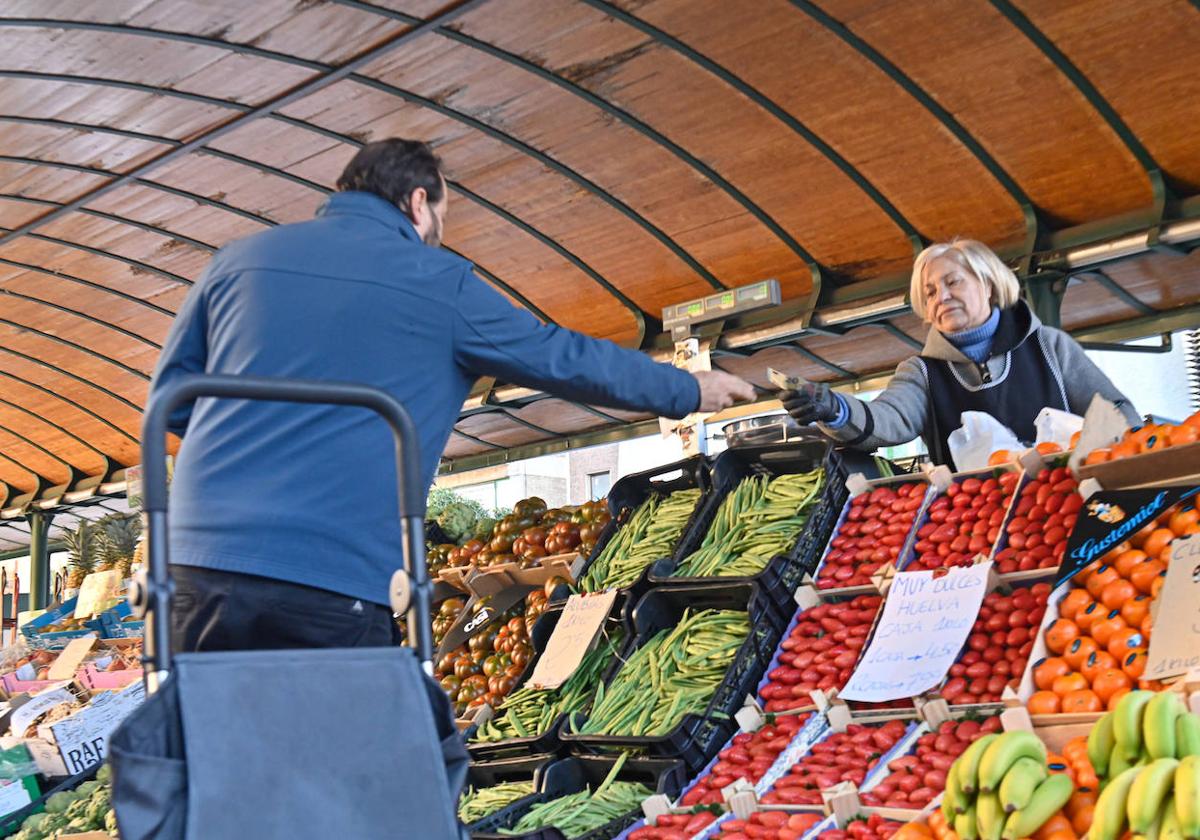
[501,755,652,838]
[472,627,625,743]
[672,470,824,578]
[580,488,701,591]
[572,609,748,737]
[458,781,536,824]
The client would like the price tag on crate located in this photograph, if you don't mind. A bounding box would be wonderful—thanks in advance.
[526,590,617,690]
[1145,535,1200,680]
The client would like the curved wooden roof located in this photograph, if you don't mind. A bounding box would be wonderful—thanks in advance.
[1,0,1199,504]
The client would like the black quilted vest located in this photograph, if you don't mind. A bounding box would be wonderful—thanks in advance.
[920,305,1068,469]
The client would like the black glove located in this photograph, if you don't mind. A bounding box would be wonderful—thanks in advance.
[780,383,841,425]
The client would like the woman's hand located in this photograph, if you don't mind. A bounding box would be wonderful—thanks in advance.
[781,383,840,425]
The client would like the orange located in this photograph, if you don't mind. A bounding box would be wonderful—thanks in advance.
[1059,588,1095,621]
[1085,565,1121,599]
[1107,686,1132,710]
[989,449,1014,466]
[1100,579,1136,611]
[1075,767,1100,791]
[1062,689,1103,713]
[1108,627,1144,659]
[1112,549,1148,579]
[1069,431,1082,450]
[1129,560,1166,594]
[1152,574,1166,599]
[1046,619,1081,654]
[1075,601,1106,632]
[1071,805,1095,835]
[1062,739,1088,764]
[1130,520,1159,549]
[1073,561,1104,587]
[1028,690,1062,715]
[1081,650,1119,682]
[1084,448,1112,465]
[1064,636,1099,670]
[1122,648,1148,679]
[1185,410,1200,430]
[1140,613,1154,637]
[1038,442,1064,455]
[1129,424,1160,451]
[1052,672,1088,696]
[1110,441,1139,460]
[1120,596,1151,629]
[1169,424,1200,446]
[1170,507,1199,536]
[1067,791,1097,818]
[1142,528,1176,561]
[1034,814,1075,840]
[1035,657,1072,691]
[1092,668,1133,703]
[1090,612,1129,649]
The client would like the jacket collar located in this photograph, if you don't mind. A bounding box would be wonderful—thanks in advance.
[318,191,421,243]
[921,298,1041,362]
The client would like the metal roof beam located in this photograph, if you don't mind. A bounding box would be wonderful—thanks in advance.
[0,367,138,443]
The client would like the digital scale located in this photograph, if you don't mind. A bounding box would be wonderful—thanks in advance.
[662,279,782,340]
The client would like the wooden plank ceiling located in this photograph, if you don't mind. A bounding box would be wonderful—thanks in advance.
[0,0,1199,501]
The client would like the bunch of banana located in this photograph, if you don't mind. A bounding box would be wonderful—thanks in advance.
[1087,691,1200,786]
[1083,692,1200,840]
[942,730,1074,840]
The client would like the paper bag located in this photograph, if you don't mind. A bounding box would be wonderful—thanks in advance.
[948,411,1022,472]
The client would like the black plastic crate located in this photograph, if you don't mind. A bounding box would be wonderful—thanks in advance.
[471,755,686,840]
[468,596,628,761]
[560,582,783,773]
[463,753,568,835]
[0,762,102,836]
[649,442,841,617]
[552,456,711,605]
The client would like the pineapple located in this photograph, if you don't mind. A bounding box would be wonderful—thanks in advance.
[63,521,99,589]
[97,513,141,577]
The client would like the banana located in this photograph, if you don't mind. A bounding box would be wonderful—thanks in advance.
[1129,758,1180,834]
[1092,766,1144,840]
[1116,691,1158,761]
[959,733,1001,795]
[1177,714,1200,759]
[956,803,980,840]
[1160,798,1184,840]
[1133,803,1165,840]
[1001,774,1074,840]
[977,791,1006,840]
[979,731,1047,793]
[945,756,970,818]
[1092,713,1116,778]
[1000,756,1050,812]
[1146,693,1185,760]
[1176,755,1200,838]
[1112,742,1139,782]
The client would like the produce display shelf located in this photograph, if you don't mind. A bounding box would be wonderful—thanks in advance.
[648,442,844,622]
[810,474,936,600]
[557,455,713,607]
[467,596,627,762]
[561,583,785,773]
[471,755,687,840]
[463,753,564,835]
[0,761,101,836]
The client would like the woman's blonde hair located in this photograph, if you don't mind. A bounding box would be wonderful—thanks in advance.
[909,239,1021,322]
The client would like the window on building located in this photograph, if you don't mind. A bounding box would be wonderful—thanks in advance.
[588,471,611,500]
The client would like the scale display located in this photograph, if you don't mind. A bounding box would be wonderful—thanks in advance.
[661,279,782,332]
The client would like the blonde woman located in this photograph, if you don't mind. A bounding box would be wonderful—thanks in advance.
[781,239,1139,467]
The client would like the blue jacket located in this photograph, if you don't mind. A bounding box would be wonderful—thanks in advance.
[151,191,700,604]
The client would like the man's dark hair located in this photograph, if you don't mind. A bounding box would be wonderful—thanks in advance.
[336,138,444,212]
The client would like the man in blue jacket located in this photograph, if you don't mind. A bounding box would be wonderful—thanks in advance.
[151,138,755,652]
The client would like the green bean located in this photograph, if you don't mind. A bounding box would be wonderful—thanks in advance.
[573,609,749,737]
[472,627,625,743]
[502,756,652,838]
[672,470,824,578]
[458,781,536,824]
[581,488,701,591]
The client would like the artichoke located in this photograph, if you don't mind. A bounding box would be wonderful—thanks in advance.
[436,502,478,544]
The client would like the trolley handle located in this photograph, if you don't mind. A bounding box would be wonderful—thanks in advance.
[139,374,432,682]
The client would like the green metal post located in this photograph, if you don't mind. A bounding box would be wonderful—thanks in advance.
[1024,272,1068,329]
[27,512,53,610]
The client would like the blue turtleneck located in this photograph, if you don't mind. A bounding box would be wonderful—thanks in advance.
[945,307,1001,364]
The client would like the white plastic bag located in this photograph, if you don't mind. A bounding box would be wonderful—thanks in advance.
[1034,407,1084,450]
[947,411,1023,472]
